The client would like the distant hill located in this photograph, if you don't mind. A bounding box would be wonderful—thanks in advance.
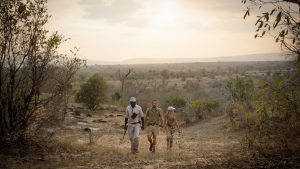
[87,53,294,65]
[86,60,118,65]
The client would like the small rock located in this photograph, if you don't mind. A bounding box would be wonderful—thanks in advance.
[75,110,81,116]
[110,105,118,111]
[93,119,108,123]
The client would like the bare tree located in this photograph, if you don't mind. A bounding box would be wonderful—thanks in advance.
[117,68,133,100]
[132,74,148,95]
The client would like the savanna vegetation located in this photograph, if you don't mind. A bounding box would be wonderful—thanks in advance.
[239,0,300,165]
[0,0,85,144]
[0,0,299,168]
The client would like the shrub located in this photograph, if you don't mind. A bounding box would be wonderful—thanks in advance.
[165,95,186,109]
[76,74,107,110]
[191,98,219,119]
[225,76,254,103]
[224,77,255,128]
[111,92,121,101]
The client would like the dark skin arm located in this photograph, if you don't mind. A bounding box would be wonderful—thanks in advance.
[144,109,148,127]
[141,117,145,130]
[124,118,128,130]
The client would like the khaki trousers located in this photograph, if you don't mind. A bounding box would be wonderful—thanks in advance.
[146,125,159,145]
[166,126,176,150]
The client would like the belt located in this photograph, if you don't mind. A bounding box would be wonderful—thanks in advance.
[130,121,141,124]
[148,123,158,126]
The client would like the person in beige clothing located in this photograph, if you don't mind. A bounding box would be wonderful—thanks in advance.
[164,106,180,151]
[124,97,145,154]
[145,99,163,153]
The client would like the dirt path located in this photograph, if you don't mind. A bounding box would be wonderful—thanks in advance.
[2,114,246,169]
[60,115,244,169]
[177,116,244,168]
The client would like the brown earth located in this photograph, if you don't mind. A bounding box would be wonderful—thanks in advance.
[9,107,300,169]
[1,109,253,169]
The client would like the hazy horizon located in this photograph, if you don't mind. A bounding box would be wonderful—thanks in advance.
[47,0,281,62]
[86,52,292,65]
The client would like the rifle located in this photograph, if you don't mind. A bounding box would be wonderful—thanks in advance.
[119,128,127,144]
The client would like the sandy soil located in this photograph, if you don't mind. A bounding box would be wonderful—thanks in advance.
[1,111,247,169]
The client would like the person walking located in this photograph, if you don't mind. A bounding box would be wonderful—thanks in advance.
[124,97,145,154]
[164,106,180,151]
[145,99,164,153]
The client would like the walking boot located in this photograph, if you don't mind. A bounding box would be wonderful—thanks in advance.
[149,143,153,152]
[133,138,139,154]
[170,139,173,150]
[166,137,171,151]
[152,144,156,153]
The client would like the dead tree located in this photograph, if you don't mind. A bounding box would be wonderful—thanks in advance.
[117,68,132,101]
[132,73,147,95]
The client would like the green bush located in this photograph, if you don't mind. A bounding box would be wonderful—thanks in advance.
[225,76,254,103]
[224,77,255,128]
[111,91,121,101]
[165,95,186,109]
[76,73,107,110]
[191,98,219,119]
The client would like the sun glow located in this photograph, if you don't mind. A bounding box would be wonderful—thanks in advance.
[152,0,181,27]
[47,0,281,61]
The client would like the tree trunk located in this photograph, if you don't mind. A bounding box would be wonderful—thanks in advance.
[121,79,125,99]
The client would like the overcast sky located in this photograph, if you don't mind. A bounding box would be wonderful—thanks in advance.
[47,0,281,61]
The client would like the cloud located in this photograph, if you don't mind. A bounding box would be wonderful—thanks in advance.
[124,18,149,28]
[181,0,244,12]
[79,0,143,23]
[77,0,248,31]
[176,0,255,33]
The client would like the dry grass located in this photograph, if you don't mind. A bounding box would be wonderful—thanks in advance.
[2,112,300,169]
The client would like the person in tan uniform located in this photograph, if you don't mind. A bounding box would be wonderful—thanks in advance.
[145,99,164,153]
[164,106,180,151]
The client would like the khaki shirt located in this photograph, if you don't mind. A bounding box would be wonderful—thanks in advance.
[145,107,163,125]
[165,113,177,128]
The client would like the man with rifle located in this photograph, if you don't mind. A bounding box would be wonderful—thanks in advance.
[124,97,145,154]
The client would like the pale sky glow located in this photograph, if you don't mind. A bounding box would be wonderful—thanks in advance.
[47,0,281,61]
